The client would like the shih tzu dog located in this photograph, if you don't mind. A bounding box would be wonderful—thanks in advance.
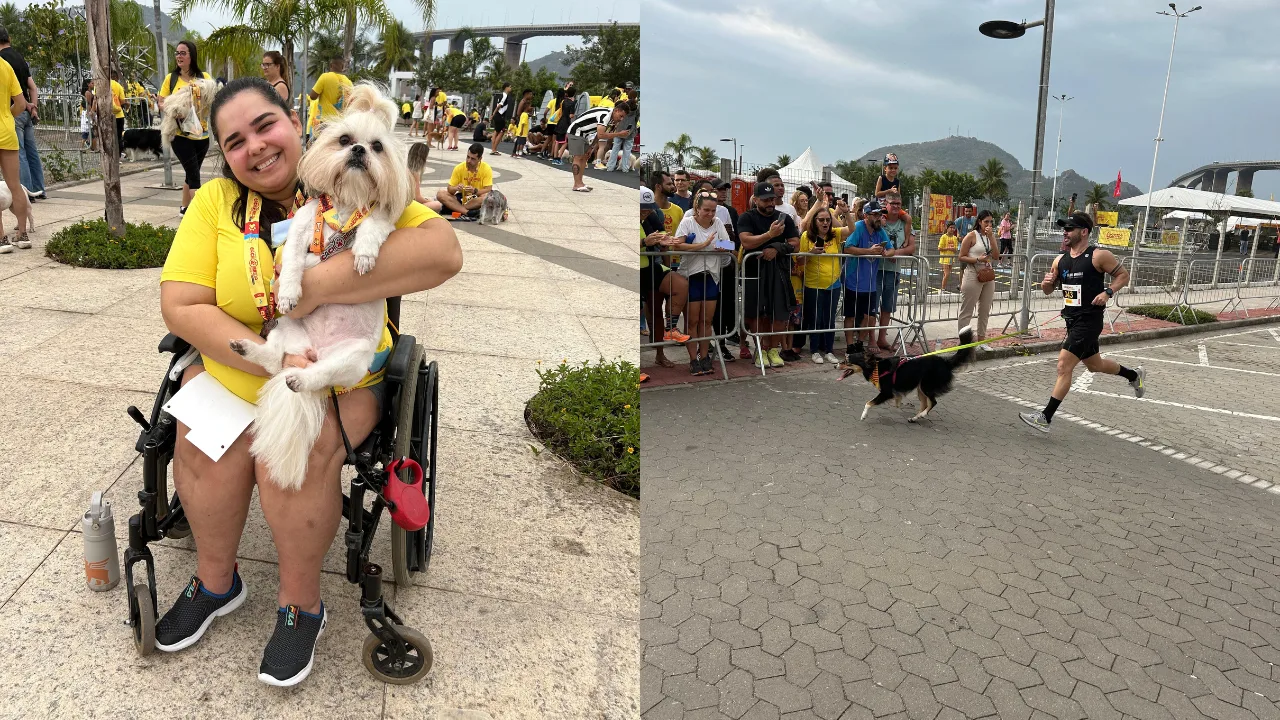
[159,78,219,150]
[231,81,412,491]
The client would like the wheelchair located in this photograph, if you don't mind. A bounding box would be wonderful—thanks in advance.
[121,297,440,684]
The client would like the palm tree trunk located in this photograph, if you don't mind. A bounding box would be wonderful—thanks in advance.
[86,0,125,237]
[283,37,295,91]
[343,5,356,70]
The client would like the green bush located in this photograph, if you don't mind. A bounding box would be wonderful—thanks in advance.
[41,147,100,185]
[525,359,640,498]
[46,219,175,269]
[1128,303,1218,325]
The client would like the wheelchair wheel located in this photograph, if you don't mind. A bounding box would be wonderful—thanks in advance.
[391,346,424,588]
[362,623,433,684]
[130,583,156,655]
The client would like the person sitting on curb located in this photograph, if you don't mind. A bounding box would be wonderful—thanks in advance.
[435,142,492,219]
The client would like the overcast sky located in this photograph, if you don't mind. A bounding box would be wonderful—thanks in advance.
[642,0,1280,199]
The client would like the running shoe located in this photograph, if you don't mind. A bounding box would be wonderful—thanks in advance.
[781,349,802,362]
[258,603,327,687]
[1019,412,1050,433]
[0,236,12,254]
[663,328,690,343]
[812,352,824,364]
[738,344,752,361]
[824,352,841,364]
[689,358,700,376]
[767,347,785,368]
[14,233,30,250]
[699,356,714,375]
[1130,366,1146,398]
[719,343,736,362]
[154,569,248,652]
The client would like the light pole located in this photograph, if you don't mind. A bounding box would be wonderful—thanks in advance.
[980,0,1055,333]
[1048,93,1072,221]
[1137,3,1201,258]
[720,137,737,174]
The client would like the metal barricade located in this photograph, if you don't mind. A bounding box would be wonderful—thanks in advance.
[640,249,738,380]
[921,246,1034,343]
[1180,259,1242,319]
[1238,258,1280,316]
[1113,257,1183,329]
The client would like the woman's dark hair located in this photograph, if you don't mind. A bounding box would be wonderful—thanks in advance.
[975,209,994,233]
[173,40,203,81]
[811,207,834,242]
[263,50,290,91]
[208,76,299,234]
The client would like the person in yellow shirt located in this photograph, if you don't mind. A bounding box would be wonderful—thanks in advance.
[307,57,352,130]
[796,206,845,363]
[0,54,30,251]
[157,76,461,681]
[109,69,127,157]
[510,89,533,158]
[445,102,465,150]
[435,142,493,217]
[432,87,447,132]
[938,220,959,290]
[159,40,215,214]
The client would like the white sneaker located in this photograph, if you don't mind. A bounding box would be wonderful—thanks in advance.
[824,352,840,364]
[1019,411,1050,433]
[812,352,824,364]
[1130,366,1145,398]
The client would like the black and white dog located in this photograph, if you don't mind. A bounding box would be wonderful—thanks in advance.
[840,326,976,423]
[121,128,163,161]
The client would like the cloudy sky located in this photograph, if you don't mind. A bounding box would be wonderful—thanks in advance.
[642,0,1280,199]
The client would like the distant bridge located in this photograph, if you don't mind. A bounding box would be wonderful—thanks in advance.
[412,22,638,68]
[1168,160,1280,195]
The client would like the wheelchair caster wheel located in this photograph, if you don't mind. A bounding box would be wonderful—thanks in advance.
[362,624,433,684]
[166,518,191,540]
[131,583,156,655]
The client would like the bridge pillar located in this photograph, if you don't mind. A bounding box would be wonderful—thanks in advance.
[1237,169,1255,196]
[504,38,523,68]
[448,34,465,54]
[1211,168,1230,194]
[1198,169,1214,190]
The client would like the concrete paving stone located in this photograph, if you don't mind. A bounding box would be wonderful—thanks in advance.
[0,262,155,314]
[518,221,630,243]
[0,251,55,281]
[532,235,641,265]
[15,312,173,393]
[0,305,94,359]
[0,521,66,605]
[398,298,603,363]
[425,271,571,313]
[426,349,542,436]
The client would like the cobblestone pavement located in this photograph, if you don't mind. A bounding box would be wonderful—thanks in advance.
[641,324,1280,720]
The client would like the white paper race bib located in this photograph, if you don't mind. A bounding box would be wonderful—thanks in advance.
[1063,283,1082,307]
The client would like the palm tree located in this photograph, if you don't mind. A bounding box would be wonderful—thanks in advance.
[918,168,942,192]
[663,133,694,167]
[307,30,344,68]
[1085,183,1110,211]
[690,146,720,172]
[977,158,1008,205]
[771,154,791,169]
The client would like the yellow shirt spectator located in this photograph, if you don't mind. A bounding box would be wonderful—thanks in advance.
[798,228,845,289]
[111,79,126,119]
[938,231,959,265]
[159,71,214,140]
[401,101,411,115]
[0,57,19,150]
[448,160,494,203]
[470,110,479,123]
[515,111,530,138]
[311,71,353,121]
[306,97,320,134]
[433,90,446,111]
[159,178,439,403]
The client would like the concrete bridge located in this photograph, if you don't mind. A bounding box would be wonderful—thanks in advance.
[413,22,639,68]
[1168,160,1280,195]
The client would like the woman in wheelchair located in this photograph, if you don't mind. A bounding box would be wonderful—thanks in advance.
[154,77,462,686]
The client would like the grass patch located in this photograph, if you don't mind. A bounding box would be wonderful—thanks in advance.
[1128,303,1218,325]
[46,219,175,269]
[525,359,640,498]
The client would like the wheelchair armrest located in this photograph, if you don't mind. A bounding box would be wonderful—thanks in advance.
[158,333,191,356]
[386,334,418,385]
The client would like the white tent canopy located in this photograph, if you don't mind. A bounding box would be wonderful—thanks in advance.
[778,147,859,199]
[1119,187,1280,219]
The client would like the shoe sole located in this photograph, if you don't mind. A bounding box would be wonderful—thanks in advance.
[258,609,327,687]
[1018,414,1050,434]
[154,580,248,653]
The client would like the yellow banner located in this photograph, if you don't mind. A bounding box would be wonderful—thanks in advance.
[1098,227,1131,248]
[1095,211,1118,227]
[1161,230,1180,246]
[927,194,953,235]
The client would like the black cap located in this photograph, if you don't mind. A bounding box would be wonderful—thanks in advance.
[1056,212,1094,231]
[711,178,731,189]
[754,181,778,199]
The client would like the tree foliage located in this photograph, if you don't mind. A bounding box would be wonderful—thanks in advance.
[691,146,720,172]
[663,134,694,167]
[1085,183,1111,210]
[977,158,1009,204]
[563,22,638,94]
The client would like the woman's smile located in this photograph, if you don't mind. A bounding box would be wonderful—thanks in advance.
[253,153,281,172]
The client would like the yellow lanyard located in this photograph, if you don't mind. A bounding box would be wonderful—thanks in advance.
[243,189,307,330]
[311,194,370,254]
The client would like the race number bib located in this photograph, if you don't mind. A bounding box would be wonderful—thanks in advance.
[1062,283,1082,307]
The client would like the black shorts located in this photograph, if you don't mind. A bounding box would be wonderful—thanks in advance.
[450,114,465,128]
[640,264,669,296]
[843,289,877,323]
[492,112,509,131]
[1062,313,1104,360]
[169,135,210,189]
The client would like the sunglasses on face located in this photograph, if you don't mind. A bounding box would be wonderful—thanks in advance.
[696,191,716,198]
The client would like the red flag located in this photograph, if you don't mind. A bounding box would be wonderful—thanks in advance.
[1113,169,1122,198]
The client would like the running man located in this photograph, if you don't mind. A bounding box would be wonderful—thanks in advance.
[1020,212,1145,432]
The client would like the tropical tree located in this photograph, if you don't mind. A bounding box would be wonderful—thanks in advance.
[977,158,1009,205]
[1085,183,1110,210]
[663,133,694,167]
[563,21,638,93]
[509,61,560,101]
[918,168,942,192]
[186,29,264,80]
[306,29,344,68]
[771,154,791,169]
[690,146,720,172]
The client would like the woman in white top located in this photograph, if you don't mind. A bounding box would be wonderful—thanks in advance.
[957,209,1001,346]
[409,93,423,137]
[672,192,731,375]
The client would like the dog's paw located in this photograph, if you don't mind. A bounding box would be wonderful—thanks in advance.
[352,252,378,275]
[229,339,249,356]
[284,371,304,392]
[908,417,918,424]
[276,291,300,315]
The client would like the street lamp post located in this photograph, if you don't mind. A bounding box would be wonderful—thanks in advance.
[1049,93,1072,222]
[979,0,1056,332]
[720,137,737,174]
[1137,3,1201,263]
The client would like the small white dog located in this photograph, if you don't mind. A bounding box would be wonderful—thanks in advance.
[231,82,411,490]
[159,78,218,150]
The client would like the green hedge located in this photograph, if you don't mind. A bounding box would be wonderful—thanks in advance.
[525,359,640,498]
[1127,303,1218,325]
[46,219,175,269]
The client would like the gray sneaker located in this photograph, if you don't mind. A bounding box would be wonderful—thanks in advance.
[1129,366,1145,398]
[1019,411,1050,433]
[0,236,12,254]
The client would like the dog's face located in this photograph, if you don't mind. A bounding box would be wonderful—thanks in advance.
[299,83,410,214]
[838,357,875,384]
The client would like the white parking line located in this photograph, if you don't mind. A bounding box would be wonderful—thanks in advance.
[1073,388,1280,423]
[1270,328,1280,344]
[1209,341,1280,351]
[1198,344,1209,365]
[1105,353,1280,377]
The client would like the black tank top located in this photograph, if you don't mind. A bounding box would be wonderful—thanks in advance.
[1058,247,1106,318]
[878,174,900,194]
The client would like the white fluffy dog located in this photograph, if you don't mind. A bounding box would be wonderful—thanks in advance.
[159,78,218,150]
[0,180,34,241]
[231,82,411,490]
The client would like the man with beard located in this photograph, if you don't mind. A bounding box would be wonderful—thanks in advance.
[436,143,493,218]
[737,181,800,368]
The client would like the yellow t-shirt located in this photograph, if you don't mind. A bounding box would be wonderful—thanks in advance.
[659,202,683,235]
[938,233,959,255]
[448,161,494,202]
[401,102,411,115]
[311,71,353,121]
[307,97,320,134]
[434,90,446,108]
[159,71,214,140]
[470,110,479,122]
[798,228,845,289]
[159,178,439,403]
[515,112,530,138]
[110,80,126,119]
[0,57,20,151]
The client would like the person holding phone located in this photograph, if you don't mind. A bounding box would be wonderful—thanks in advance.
[738,181,800,368]
[673,192,731,375]
[797,205,845,363]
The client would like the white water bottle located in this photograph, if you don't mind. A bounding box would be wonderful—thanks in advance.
[83,492,120,592]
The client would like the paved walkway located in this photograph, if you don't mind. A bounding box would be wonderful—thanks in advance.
[0,132,639,719]
[642,324,1280,720]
